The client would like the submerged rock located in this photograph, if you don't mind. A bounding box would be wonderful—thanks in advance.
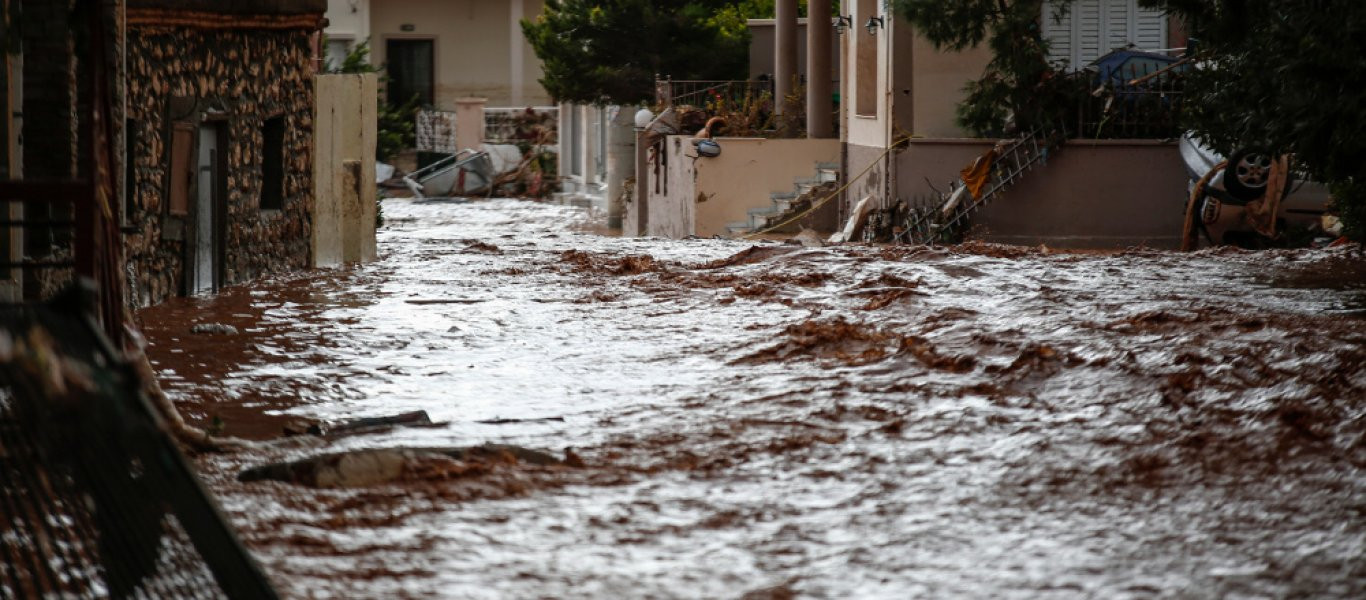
[190,322,239,335]
[237,444,568,488]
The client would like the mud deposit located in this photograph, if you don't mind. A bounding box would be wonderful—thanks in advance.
[138,199,1366,598]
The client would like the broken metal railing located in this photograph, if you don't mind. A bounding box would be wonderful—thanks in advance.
[901,124,1068,245]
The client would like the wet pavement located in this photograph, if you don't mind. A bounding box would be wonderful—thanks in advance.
[139,198,1366,598]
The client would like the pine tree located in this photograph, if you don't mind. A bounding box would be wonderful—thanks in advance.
[522,0,750,105]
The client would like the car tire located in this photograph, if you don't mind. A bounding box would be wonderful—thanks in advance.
[1222,148,1274,202]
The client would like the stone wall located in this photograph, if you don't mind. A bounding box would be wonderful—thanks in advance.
[124,25,315,306]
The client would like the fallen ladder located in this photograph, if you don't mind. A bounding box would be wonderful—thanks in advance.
[901,124,1066,244]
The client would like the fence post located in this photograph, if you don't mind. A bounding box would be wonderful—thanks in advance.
[454,97,487,151]
[655,74,671,108]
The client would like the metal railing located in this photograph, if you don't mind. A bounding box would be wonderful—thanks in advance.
[484,106,559,144]
[656,78,776,109]
[1070,63,1186,140]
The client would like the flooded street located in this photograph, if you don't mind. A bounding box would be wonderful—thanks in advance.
[139,198,1366,598]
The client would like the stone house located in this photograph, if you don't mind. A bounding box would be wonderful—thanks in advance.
[124,0,327,305]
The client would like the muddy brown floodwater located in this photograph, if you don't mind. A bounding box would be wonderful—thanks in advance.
[138,198,1366,599]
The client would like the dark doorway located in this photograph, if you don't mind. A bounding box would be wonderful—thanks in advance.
[385,39,434,107]
[191,123,224,295]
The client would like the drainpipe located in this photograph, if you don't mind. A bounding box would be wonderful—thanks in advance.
[882,4,893,209]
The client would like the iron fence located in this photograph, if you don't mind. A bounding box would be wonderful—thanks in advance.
[484,106,559,145]
[1069,61,1186,140]
[656,78,775,109]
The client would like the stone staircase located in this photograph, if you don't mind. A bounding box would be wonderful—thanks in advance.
[726,161,840,237]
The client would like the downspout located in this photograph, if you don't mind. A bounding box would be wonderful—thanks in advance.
[882,2,893,209]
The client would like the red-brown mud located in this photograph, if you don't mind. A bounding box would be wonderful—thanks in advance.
[139,199,1366,598]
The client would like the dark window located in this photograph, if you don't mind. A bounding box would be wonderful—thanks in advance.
[261,117,284,211]
[385,39,434,106]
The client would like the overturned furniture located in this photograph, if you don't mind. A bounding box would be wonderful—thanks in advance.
[402,149,496,199]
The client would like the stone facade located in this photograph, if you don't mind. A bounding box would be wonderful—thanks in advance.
[124,25,316,306]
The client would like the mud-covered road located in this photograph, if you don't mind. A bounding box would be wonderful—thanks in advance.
[139,198,1366,598]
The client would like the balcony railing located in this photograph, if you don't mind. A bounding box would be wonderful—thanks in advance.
[656,78,776,110]
[1069,62,1186,140]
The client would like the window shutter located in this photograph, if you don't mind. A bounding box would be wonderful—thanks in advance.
[168,122,194,217]
[1041,1,1074,67]
[1042,0,1168,70]
[1104,0,1132,53]
[1134,5,1168,51]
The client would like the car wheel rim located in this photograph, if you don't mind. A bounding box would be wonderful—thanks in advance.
[1235,154,1271,189]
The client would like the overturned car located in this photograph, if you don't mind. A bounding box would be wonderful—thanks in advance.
[1180,135,1337,248]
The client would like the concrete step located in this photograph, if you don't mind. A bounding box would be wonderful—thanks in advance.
[748,206,781,229]
[815,161,839,171]
[726,221,753,236]
[770,191,797,201]
[817,168,839,183]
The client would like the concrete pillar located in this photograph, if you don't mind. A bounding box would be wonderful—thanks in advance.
[605,106,635,229]
[774,0,798,113]
[579,105,597,186]
[453,97,486,151]
[557,101,573,182]
[806,0,834,138]
[509,0,524,106]
[629,128,649,237]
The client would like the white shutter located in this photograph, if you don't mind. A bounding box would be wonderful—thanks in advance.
[1042,0,1169,70]
[1104,0,1133,53]
[1041,1,1074,67]
[1134,5,1168,51]
[1076,1,1103,65]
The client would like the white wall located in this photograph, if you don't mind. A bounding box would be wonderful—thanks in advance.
[643,135,838,239]
[323,0,371,68]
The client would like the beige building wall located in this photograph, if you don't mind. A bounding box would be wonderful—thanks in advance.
[643,136,838,239]
[693,137,838,238]
[370,0,550,108]
[840,6,995,221]
[894,139,1188,248]
[907,34,991,138]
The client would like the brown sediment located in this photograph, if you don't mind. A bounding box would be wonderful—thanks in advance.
[140,199,1366,598]
[736,317,902,366]
[859,288,916,310]
[558,249,663,275]
[460,240,503,254]
[697,245,798,269]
